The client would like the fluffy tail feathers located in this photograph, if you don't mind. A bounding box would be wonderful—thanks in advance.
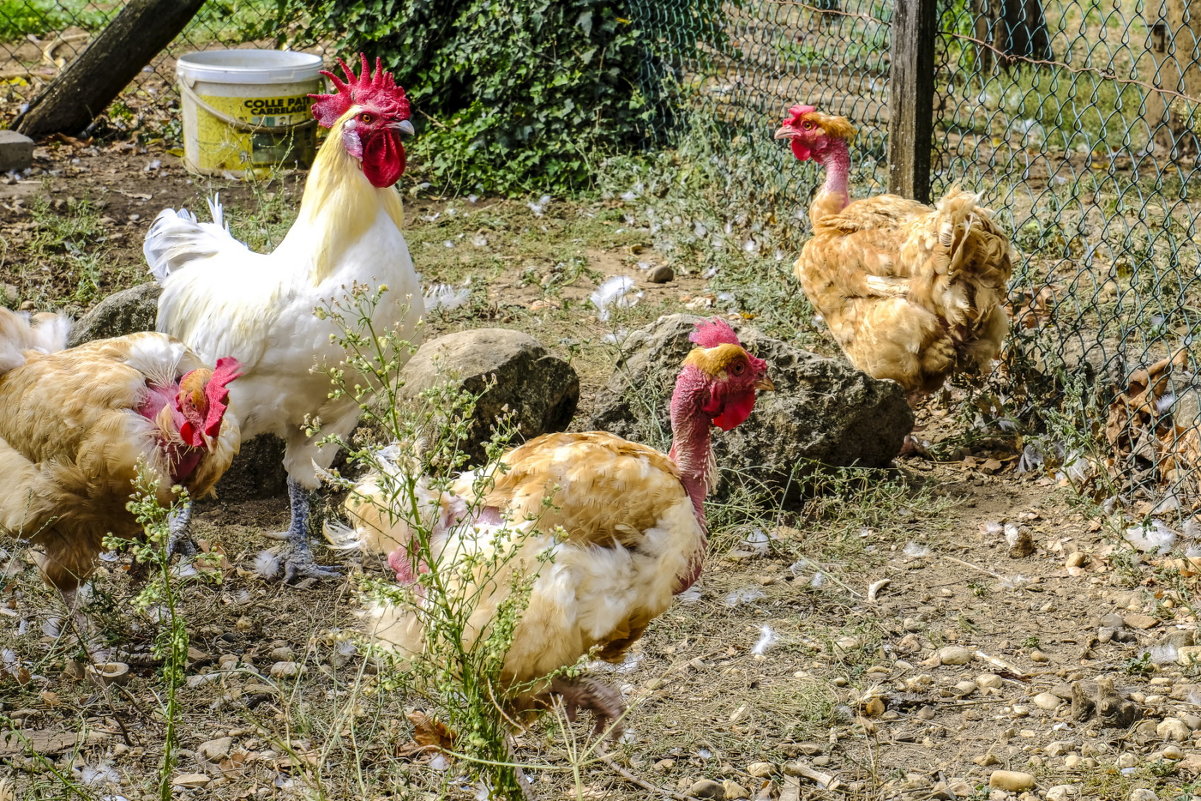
[933,188,1013,287]
[144,194,249,282]
[0,308,70,374]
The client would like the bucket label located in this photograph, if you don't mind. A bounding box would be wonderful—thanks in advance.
[192,91,317,172]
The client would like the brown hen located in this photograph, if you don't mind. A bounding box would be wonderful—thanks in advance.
[775,105,1013,398]
[332,318,772,737]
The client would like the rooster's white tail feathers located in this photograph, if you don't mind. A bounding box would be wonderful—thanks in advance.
[144,193,249,282]
[0,308,70,374]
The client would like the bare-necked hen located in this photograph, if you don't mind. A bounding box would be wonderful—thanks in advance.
[774,104,1013,403]
[334,318,772,735]
[143,55,423,581]
[0,307,240,609]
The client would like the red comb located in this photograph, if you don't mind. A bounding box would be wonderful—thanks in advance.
[202,357,242,438]
[690,318,742,349]
[309,53,411,129]
[785,104,816,126]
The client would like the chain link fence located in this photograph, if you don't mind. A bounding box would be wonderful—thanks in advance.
[634,0,1201,523]
[0,1,294,130]
[933,1,1201,518]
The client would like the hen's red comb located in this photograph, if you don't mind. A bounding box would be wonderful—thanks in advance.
[202,356,242,438]
[309,53,411,129]
[785,104,816,127]
[690,317,742,349]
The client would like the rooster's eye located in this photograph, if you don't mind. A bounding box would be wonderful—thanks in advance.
[359,112,374,124]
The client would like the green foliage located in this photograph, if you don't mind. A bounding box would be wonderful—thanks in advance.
[316,284,546,798]
[107,470,211,801]
[0,0,104,41]
[294,0,728,195]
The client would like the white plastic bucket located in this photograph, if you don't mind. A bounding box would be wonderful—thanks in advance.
[176,50,324,176]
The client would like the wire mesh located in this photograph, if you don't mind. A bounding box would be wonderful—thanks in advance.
[636,0,1201,521]
[935,0,1201,518]
[0,1,293,131]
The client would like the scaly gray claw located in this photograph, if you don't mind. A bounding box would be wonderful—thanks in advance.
[280,547,342,583]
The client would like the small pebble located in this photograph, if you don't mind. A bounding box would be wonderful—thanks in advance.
[197,737,233,761]
[1032,692,1061,710]
[269,661,302,678]
[1125,614,1161,630]
[937,646,974,665]
[1157,718,1190,742]
[1045,741,1074,757]
[722,779,749,800]
[973,753,1001,766]
[269,646,295,662]
[1046,785,1078,801]
[218,654,239,670]
[1161,744,1184,760]
[654,758,675,772]
[687,778,725,799]
[1129,790,1158,801]
[647,265,674,283]
[977,673,1003,690]
[1029,650,1050,663]
[171,773,211,788]
[988,770,1035,791]
[1116,753,1139,768]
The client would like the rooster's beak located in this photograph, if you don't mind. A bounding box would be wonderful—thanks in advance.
[755,375,775,392]
[773,125,797,140]
[396,120,415,136]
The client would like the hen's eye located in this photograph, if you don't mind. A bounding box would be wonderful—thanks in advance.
[359,112,374,124]
[732,362,746,375]
[801,121,814,130]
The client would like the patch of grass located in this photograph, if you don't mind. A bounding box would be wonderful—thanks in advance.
[19,192,136,312]
[0,0,106,41]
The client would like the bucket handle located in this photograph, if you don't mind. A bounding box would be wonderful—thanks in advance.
[180,81,316,134]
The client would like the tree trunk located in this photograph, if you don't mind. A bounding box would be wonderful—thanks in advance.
[974,0,1052,70]
[16,0,207,137]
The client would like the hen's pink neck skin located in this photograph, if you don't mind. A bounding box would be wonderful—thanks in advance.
[136,381,203,484]
[817,137,852,212]
[668,364,715,519]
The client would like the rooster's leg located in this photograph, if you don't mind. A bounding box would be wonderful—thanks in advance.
[279,477,341,582]
[166,501,197,559]
[549,676,626,740]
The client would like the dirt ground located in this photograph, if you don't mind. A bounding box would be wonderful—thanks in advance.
[2,140,1201,801]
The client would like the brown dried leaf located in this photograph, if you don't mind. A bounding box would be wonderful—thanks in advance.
[404,710,456,754]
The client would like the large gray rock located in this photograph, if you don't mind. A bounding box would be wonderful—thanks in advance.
[397,328,579,465]
[67,282,161,347]
[589,314,913,504]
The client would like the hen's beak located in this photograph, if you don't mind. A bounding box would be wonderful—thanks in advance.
[396,119,415,136]
[773,125,798,140]
[755,375,776,392]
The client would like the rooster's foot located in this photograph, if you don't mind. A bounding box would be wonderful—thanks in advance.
[549,676,625,739]
[274,478,341,582]
[280,544,342,583]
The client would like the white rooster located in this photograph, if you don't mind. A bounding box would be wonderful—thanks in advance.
[143,55,423,581]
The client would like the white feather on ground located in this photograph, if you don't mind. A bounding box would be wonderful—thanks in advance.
[590,276,642,321]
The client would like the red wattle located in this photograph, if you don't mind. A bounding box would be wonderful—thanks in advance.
[362,130,405,188]
[179,420,202,448]
[791,139,812,161]
[711,391,757,431]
